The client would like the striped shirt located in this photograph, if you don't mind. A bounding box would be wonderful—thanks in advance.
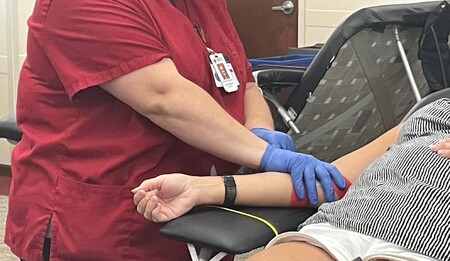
[302,98,450,260]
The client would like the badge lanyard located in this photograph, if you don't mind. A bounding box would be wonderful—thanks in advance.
[193,22,239,93]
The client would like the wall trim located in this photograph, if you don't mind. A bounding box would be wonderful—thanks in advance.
[6,0,19,113]
[0,56,7,74]
[298,0,305,46]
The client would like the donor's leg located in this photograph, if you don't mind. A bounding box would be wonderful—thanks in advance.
[247,241,334,261]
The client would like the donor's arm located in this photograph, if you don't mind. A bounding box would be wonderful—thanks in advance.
[132,124,402,222]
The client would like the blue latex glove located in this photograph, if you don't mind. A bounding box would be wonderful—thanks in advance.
[251,127,295,151]
[259,145,346,206]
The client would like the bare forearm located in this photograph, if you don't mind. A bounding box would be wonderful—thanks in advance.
[101,59,267,169]
[193,173,293,207]
[148,81,267,168]
[193,172,336,208]
[332,124,402,182]
[244,82,274,129]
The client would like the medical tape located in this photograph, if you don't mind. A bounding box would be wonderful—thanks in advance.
[209,205,279,236]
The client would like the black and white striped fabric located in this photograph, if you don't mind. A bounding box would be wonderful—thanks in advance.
[302,98,450,260]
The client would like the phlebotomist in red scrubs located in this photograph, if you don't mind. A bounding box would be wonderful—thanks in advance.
[5,0,346,260]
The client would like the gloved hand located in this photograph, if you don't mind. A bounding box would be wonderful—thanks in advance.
[259,145,346,206]
[251,127,295,151]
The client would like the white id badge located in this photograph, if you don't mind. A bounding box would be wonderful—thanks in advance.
[209,53,238,93]
[223,55,240,87]
[210,64,223,87]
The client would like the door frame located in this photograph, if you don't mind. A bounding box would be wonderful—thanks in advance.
[297,0,305,46]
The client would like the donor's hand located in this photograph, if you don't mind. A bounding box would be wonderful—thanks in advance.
[431,138,450,158]
[132,174,197,222]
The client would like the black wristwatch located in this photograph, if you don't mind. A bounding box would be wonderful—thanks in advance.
[222,176,236,207]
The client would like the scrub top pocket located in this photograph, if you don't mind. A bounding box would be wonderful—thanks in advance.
[52,175,138,261]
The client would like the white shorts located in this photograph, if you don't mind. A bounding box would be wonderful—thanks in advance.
[266,223,437,261]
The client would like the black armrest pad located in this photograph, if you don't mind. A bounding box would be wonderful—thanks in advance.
[401,88,450,122]
[0,114,22,142]
[160,206,316,254]
[255,69,305,91]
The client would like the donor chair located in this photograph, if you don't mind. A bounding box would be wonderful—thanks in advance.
[158,1,450,260]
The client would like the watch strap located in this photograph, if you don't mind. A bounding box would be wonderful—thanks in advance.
[222,175,236,207]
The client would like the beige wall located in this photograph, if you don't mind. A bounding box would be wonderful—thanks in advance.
[299,0,437,46]
[0,0,13,165]
[0,0,33,165]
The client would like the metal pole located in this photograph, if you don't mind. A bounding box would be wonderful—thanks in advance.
[262,90,300,134]
[394,26,421,102]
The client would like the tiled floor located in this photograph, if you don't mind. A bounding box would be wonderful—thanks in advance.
[0,174,17,260]
[0,176,10,197]
[0,196,19,261]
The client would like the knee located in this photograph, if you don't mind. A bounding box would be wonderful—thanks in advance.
[246,242,334,261]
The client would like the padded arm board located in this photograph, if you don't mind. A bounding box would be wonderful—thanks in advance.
[160,205,317,254]
[0,114,22,142]
[255,69,305,90]
[401,88,450,121]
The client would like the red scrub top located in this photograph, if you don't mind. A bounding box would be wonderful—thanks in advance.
[5,0,253,260]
